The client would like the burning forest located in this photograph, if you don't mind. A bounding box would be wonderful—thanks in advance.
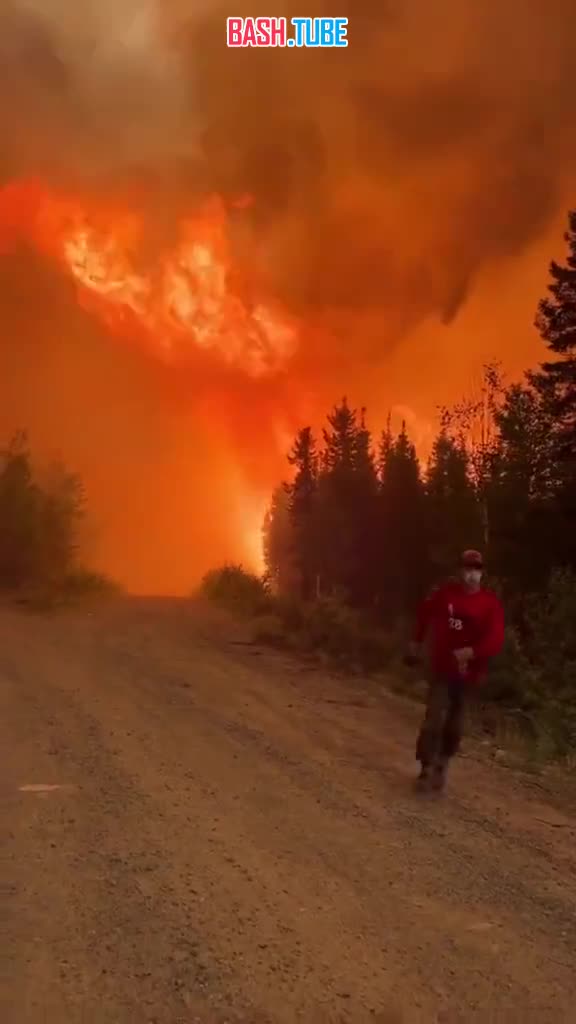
[0,0,575,592]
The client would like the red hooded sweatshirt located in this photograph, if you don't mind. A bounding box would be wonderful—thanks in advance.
[414,579,504,683]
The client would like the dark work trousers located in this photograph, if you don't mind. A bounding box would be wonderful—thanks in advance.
[416,675,470,766]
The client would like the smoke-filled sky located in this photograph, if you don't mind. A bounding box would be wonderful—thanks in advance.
[0,1,575,591]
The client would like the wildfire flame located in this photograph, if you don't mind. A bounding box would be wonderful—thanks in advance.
[0,177,304,582]
[0,179,298,378]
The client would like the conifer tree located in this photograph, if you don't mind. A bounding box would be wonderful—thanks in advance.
[318,399,379,605]
[530,210,576,568]
[426,431,480,575]
[286,426,319,599]
[532,209,576,459]
[379,422,427,612]
[262,485,295,593]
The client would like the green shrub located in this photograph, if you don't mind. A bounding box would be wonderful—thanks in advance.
[0,434,83,590]
[0,434,111,602]
[202,576,396,672]
[523,568,576,670]
[251,612,287,647]
[291,596,392,671]
[484,627,530,705]
[202,560,576,762]
[264,594,396,672]
[60,569,121,600]
[200,564,271,616]
[484,569,576,757]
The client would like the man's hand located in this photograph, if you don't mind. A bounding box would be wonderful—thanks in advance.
[454,646,474,674]
[403,641,423,667]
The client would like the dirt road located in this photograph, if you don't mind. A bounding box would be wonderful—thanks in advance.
[1,598,575,1023]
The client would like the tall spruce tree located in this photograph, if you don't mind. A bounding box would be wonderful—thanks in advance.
[318,399,379,605]
[379,422,427,614]
[440,363,503,551]
[377,415,393,483]
[352,408,380,604]
[530,210,576,568]
[532,210,576,458]
[322,397,358,475]
[262,485,296,594]
[488,383,559,588]
[426,431,480,575]
[286,426,319,600]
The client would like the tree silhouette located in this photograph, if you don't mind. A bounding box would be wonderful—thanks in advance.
[263,485,295,594]
[0,434,83,591]
[317,399,379,604]
[531,210,576,569]
[379,422,427,612]
[287,426,319,599]
[426,431,480,576]
[533,209,576,454]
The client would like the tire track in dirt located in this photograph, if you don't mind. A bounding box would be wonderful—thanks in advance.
[1,600,575,1023]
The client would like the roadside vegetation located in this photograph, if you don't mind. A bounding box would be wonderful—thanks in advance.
[0,433,117,608]
[202,212,576,762]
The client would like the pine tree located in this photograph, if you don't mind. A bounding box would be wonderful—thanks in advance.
[262,485,296,594]
[490,382,566,586]
[532,209,576,459]
[426,431,480,575]
[381,423,423,525]
[494,383,557,502]
[286,426,319,600]
[530,210,576,569]
[379,422,427,613]
[377,414,393,485]
[317,401,360,600]
[322,397,358,475]
[355,408,377,483]
[351,408,380,604]
[440,363,503,550]
[317,399,379,605]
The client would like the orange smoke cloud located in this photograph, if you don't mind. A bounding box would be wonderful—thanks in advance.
[0,178,304,591]
[0,1,575,592]
[0,179,297,378]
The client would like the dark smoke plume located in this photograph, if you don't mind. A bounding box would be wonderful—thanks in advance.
[1,0,576,334]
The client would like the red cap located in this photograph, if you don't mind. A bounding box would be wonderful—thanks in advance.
[461,549,484,568]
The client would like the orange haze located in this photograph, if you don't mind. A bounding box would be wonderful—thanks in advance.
[0,2,575,592]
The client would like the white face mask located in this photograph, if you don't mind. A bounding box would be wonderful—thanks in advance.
[463,569,482,589]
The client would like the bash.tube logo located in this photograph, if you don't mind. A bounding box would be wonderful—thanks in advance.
[227,17,348,48]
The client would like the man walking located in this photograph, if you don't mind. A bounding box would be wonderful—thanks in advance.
[407,550,505,792]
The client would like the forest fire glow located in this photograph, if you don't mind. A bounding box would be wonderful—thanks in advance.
[1,0,574,593]
[0,179,298,379]
[0,177,304,586]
